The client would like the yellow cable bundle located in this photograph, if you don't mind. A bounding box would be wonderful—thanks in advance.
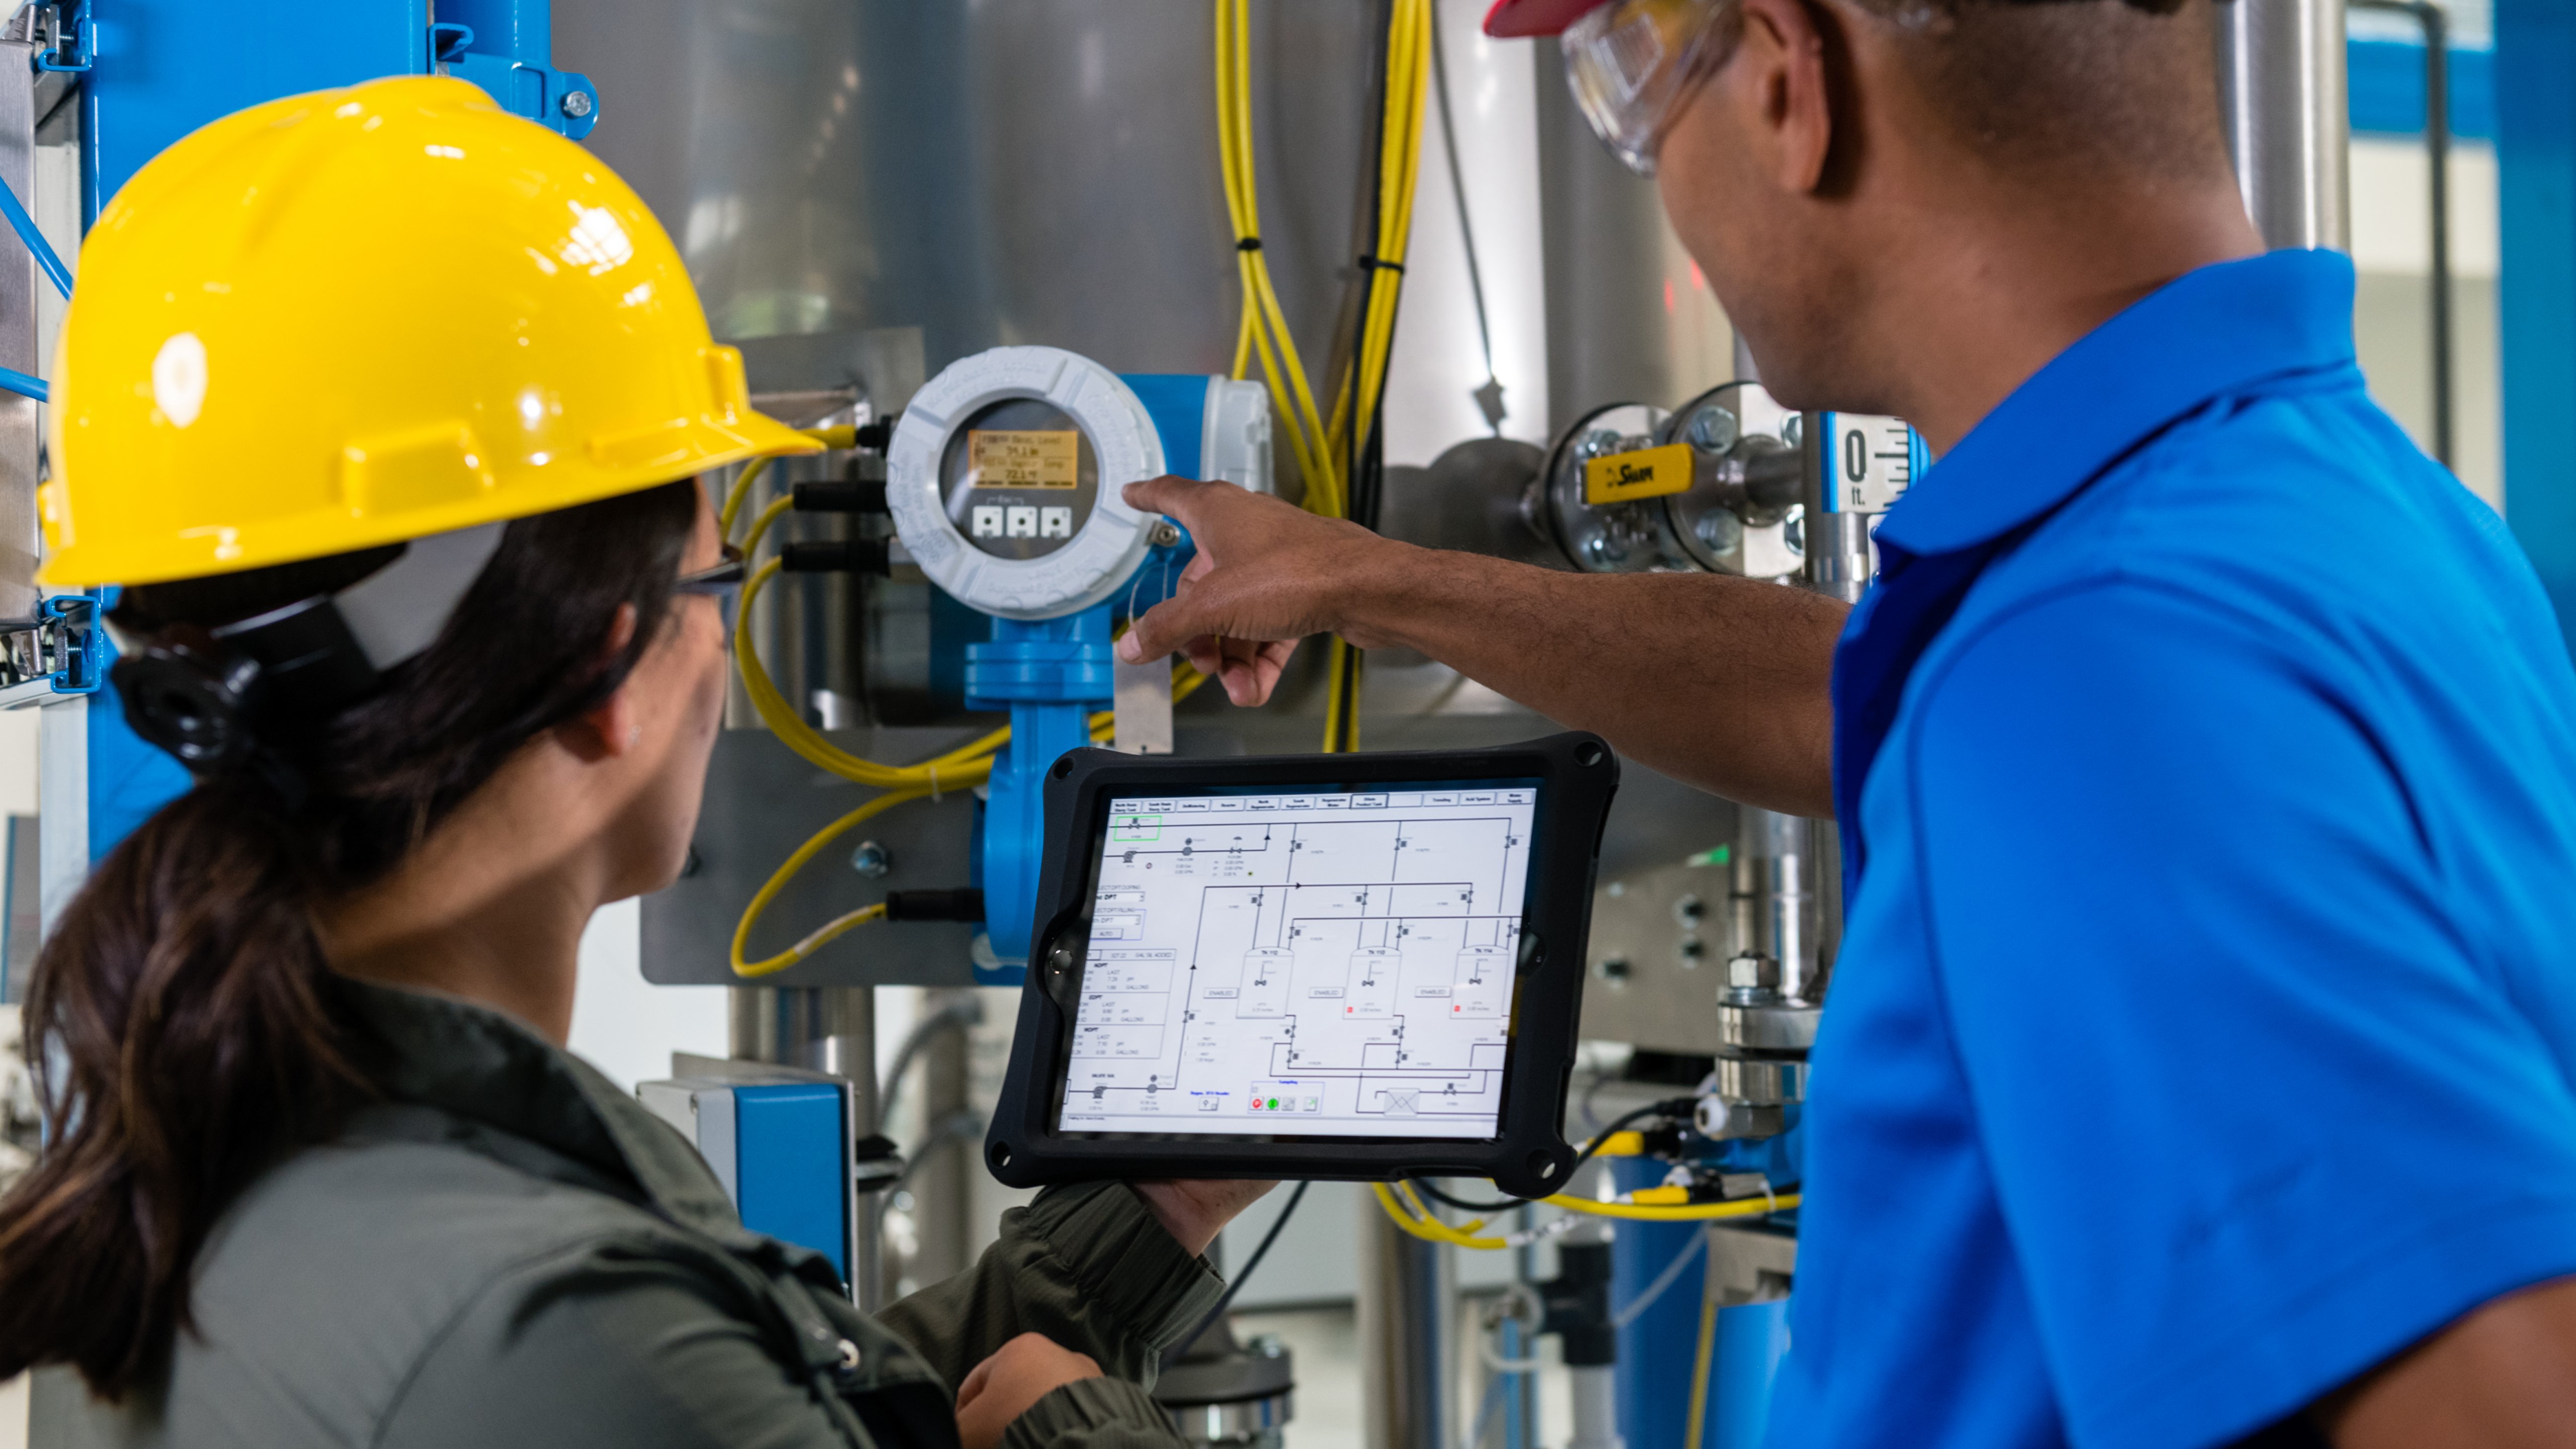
[1218,0,1428,753]
[1335,0,1432,474]
[1539,1191,1802,1222]
[1370,1173,1803,1252]
[732,789,926,978]
[718,425,862,540]
[1216,0,1342,520]
[725,547,1215,977]
[735,558,1009,792]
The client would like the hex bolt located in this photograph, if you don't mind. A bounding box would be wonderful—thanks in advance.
[560,90,595,120]
[1596,956,1632,985]
[848,840,893,878]
[1725,952,1781,995]
[1686,406,1738,452]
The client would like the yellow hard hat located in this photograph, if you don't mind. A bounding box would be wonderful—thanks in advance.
[39,75,820,587]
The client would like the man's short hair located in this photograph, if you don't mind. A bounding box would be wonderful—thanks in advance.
[1837,0,2227,182]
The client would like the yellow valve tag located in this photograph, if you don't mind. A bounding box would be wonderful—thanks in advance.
[1583,442,1694,506]
[969,429,1080,490]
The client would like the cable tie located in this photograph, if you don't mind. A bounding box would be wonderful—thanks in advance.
[1236,236,1263,252]
[1357,255,1406,274]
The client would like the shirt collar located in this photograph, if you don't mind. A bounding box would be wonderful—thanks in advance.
[1871,249,2360,558]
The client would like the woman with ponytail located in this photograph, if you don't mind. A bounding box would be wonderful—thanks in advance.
[0,77,1259,1449]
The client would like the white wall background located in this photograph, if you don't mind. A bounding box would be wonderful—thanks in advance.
[1379,0,1553,465]
[2348,136,2501,509]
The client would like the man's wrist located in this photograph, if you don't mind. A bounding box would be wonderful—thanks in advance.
[1329,534,1442,652]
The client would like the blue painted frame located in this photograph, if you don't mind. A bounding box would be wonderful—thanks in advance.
[2497,0,2576,640]
[2350,38,2494,140]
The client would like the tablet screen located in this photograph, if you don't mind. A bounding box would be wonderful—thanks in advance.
[1054,780,1542,1141]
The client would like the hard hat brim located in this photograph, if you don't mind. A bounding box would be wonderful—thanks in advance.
[38,406,824,589]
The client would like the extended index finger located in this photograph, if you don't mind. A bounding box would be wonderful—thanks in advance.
[1122,474,1231,531]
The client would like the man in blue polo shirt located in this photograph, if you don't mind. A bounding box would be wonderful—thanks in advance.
[1115,0,2576,1443]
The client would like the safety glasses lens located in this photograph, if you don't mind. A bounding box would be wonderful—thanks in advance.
[1561,0,1724,175]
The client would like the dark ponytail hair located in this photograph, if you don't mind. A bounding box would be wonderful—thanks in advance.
[0,479,702,1398]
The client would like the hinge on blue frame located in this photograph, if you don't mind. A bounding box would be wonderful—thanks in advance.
[14,0,94,74]
[432,24,599,141]
[37,594,98,694]
[0,592,102,707]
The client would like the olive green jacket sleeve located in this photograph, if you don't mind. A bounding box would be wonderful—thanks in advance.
[877,1181,1224,1445]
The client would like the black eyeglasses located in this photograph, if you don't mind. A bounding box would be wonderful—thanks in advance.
[676,541,746,634]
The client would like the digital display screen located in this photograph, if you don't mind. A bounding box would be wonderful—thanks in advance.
[1054,781,1542,1141]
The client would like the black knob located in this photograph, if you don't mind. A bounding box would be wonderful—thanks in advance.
[793,478,889,514]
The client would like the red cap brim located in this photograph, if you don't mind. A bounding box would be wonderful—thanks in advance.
[1483,0,1612,38]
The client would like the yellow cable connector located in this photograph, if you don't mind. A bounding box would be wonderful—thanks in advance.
[1629,1184,1692,1206]
[1538,1192,1801,1223]
[1594,1130,1647,1157]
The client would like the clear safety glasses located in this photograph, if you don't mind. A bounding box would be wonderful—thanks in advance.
[676,541,746,636]
[1562,0,1733,175]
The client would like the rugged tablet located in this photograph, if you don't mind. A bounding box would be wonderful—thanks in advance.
[985,732,1618,1198]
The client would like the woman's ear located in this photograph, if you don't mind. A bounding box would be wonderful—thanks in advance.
[557,602,641,763]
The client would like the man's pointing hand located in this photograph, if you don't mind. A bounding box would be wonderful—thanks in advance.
[1114,476,1395,707]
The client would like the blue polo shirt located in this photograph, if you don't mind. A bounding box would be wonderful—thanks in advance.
[1767,250,2576,1449]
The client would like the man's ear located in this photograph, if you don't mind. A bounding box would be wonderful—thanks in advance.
[557,602,641,764]
[1733,0,1837,194]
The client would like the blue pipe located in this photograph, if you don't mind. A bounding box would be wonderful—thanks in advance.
[0,178,72,300]
[0,367,49,404]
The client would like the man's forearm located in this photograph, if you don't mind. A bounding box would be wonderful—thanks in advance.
[1340,540,1844,817]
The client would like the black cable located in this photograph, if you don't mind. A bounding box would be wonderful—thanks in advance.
[1415,1179,1525,1213]
[1163,1179,1313,1367]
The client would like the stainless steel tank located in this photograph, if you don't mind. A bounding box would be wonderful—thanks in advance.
[558,0,1378,404]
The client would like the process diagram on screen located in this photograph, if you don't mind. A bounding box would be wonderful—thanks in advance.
[1058,786,1538,1140]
